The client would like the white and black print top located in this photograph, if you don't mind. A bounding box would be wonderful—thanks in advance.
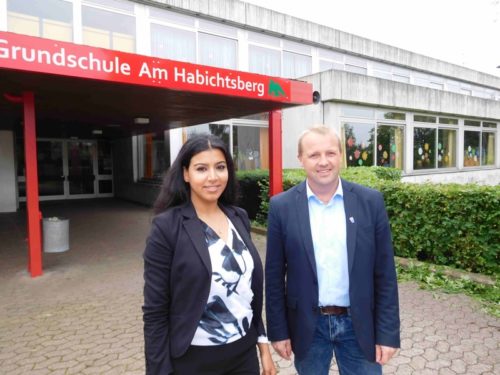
[191,217,260,346]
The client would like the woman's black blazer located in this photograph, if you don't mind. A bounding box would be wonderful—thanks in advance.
[143,202,265,375]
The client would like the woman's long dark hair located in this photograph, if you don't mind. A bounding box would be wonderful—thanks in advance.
[153,134,237,214]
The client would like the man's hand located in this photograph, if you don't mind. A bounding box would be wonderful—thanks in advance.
[375,345,397,365]
[271,339,292,360]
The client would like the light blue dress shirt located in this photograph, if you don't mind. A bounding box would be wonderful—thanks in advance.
[306,179,350,307]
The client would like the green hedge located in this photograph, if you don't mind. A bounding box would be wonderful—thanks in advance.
[236,169,269,220]
[381,182,499,275]
[253,167,400,223]
[236,167,499,276]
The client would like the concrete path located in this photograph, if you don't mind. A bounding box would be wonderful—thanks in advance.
[0,200,498,374]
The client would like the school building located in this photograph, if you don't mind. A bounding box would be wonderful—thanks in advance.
[0,0,499,276]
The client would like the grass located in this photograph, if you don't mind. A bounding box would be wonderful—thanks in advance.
[397,261,500,318]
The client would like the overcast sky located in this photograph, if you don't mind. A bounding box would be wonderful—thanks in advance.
[243,0,500,77]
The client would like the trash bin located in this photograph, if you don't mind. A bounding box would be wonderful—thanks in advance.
[43,217,70,253]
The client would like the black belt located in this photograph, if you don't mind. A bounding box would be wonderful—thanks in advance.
[319,305,348,315]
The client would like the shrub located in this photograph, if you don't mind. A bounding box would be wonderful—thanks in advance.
[239,166,499,275]
[254,167,392,223]
[236,169,269,220]
[381,182,499,275]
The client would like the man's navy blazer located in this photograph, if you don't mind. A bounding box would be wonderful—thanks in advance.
[265,179,400,362]
[143,203,265,375]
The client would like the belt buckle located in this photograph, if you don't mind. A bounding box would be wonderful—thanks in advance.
[319,306,332,315]
[319,305,348,316]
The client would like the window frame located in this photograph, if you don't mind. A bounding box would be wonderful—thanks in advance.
[412,121,457,171]
[81,1,136,52]
[375,123,405,169]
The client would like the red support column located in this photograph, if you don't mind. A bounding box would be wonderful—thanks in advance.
[268,110,283,196]
[23,91,43,277]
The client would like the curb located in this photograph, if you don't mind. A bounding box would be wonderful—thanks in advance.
[395,256,496,286]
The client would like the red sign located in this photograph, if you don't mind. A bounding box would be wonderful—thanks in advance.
[0,32,311,104]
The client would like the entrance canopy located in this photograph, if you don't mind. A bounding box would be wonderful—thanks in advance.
[0,31,313,277]
[0,31,312,137]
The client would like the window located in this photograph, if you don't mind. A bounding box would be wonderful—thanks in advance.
[463,131,480,167]
[82,5,135,52]
[186,124,230,149]
[439,117,458,125]
[319,60,344,72]
[414,115,437,123]
[413,127,456,170]
[345,64,367,75]
[483,122,497,129]
[341,106,374,119]
[343,123,374,167]
[318,49,344,73]
[392,67,410,83]
[372,62,393,80]
[437,129,456,168]
[233,125,268,170]
[249,45,281,76]
[414,72,430,86]
[376,111,406,121]
[283,51,311,78]
[446,80,461,94]
[482,132,496,166]
[464,128,496,167]
[199,33,237,69]
[7,0,73,42]
[393,74,410,84]
[97,140,113,193]
[97,141,113,175]
[282,41,311,78]
[464,120,481,127]
[151,23,196,62]
[185,122,268,171]
[345,56,367,75]
[376,125,404,168]
[248,31,281,47]
[85,0,134,12]
[199,19,238,39]
[150,6,195,27]
[136,133,169,180]
[413,128,436,170]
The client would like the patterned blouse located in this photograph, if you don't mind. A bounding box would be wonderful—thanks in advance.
[191,217,267,345]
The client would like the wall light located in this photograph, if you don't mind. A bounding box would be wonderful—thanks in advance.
[134,117,150,125]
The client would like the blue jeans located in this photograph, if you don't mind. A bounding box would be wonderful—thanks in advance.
[295,314,382,375]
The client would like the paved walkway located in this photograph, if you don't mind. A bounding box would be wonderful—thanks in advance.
[0,199,498,374]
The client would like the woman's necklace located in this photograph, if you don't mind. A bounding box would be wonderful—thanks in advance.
[199,210,228,239]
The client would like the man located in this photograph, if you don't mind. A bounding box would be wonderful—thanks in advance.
[265,125,400,374]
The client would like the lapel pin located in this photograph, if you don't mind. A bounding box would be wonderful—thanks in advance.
[349,217,355,223]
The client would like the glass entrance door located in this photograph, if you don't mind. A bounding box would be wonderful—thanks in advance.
[37,140,65,198]
[18,139,113,201]
[67,141,96,196]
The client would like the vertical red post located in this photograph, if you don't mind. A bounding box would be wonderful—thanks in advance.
[268,110,283,196]
[23,91,43,277]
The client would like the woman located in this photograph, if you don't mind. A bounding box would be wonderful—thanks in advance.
[143,134,276,375]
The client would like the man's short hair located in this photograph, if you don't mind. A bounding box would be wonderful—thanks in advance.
[297,125,343,155]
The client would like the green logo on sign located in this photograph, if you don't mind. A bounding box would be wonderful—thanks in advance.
[269,79,286,97]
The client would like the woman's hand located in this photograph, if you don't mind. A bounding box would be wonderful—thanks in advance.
[258,343,277,375]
